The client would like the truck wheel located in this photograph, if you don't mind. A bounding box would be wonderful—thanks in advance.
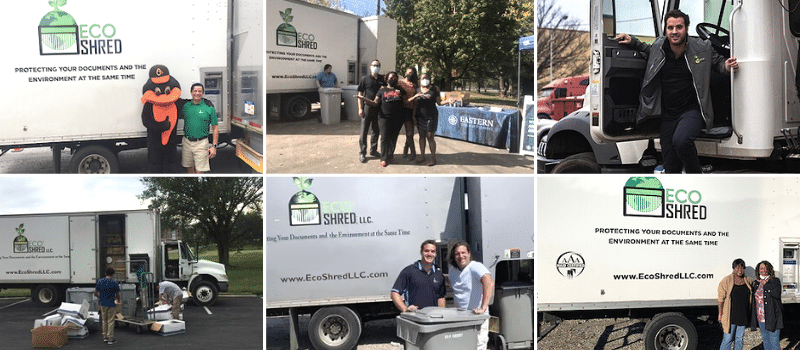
[643,312,697,350]
[538,113,551,120]
[551,152,601,173]
[191,281,219,306]
[282,95,311,120]
[32,284,60,307]
[308,306,362,350]
[69,145,119,174]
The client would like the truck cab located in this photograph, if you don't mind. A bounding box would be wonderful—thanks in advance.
[537,74,588,121]
[161,241,228,306]
[588,0,800,162]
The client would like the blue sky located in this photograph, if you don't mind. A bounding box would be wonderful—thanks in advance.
[0,177,147,214]
[339,0,386,16]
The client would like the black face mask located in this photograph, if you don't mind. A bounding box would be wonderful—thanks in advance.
[405,73,417,82]
[388,78,398,86]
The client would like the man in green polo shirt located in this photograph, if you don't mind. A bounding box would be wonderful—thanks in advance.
[181,83,219,173]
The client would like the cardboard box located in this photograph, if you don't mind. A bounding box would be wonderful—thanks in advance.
[43,314,62,326]
[441,91,471,106]
[146,304,183,321]
[150,320,185,336]
[56,300,89,319]
[31,326,68,348]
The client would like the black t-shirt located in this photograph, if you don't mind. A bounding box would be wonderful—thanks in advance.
[416,86,440,120]
[358,74,385,116]
[660,40,699,117]
[377,86,406,118]
[730,283,750,326]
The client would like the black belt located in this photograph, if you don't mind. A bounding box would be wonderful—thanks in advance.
[185,136,208,141]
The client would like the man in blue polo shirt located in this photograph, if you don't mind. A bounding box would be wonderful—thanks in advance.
[390,240,445,312]
[94,267,120,345]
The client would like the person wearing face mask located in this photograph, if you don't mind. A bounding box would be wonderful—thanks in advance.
[399,67,419,161]
[750,260,783,350]
[356,60,385,163]
[412,73,452,166]
[717,258,753,350]
[356,71,406,167]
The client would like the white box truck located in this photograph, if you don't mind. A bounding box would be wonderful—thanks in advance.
[0,210,228,307]
[267,0,397,121]
[2,0,263,173]
[230,0,264,173]
[266,177,535,350]
[537,176,800,350]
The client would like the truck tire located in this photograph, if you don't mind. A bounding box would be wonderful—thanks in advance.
[69,145,119,174]
[191,280,219,306]
[282,95,312,121]
[551,152,601,173]
[538,113,551,120]
[32,284,60,307]
[643,312,697,350]
[308,306,362,350]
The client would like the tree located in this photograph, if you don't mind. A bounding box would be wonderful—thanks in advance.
[537,0,590,86]
[138,177,263,268]
[386,0,520,91]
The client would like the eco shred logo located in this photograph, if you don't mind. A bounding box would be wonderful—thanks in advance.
[289,177,321,226]
[38,0,123,56]
[623,177,707,220]
[12,223,53,254]
[276,8,318,49]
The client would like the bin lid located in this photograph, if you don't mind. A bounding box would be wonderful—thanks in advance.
[498,280,534,290]
[397,307,489,324]
[320,87,342,93]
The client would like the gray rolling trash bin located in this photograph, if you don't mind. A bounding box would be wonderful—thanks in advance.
[396,307,489,350]
[494,281,534,349]
[341,85,360,121]
[319,87,342,125]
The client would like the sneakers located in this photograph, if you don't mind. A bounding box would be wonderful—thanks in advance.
[103,338,109,343]
[370,150,380,158]
[107,339,118,345]
[359,154,367,163]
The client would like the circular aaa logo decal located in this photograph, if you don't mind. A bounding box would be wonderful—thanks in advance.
[556,251,585,279]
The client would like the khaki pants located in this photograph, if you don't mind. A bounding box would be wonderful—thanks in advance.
[171,295,182,320]
[100,305,117,339]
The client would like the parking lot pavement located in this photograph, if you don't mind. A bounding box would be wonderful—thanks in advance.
[1,296,263,349]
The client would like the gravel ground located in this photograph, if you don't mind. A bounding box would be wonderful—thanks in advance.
[537,317,799,350]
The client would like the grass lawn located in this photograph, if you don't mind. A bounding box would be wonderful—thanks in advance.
[197,246,263,296]
[0,247,263,299]
[467,91,519,108]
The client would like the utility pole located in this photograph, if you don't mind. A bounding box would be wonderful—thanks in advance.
[376,0,380,16]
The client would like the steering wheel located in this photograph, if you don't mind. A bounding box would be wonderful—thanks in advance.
[696,23,730,57]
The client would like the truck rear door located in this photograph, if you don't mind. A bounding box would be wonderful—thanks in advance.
[588,0,668,142]
[69,216,96,284]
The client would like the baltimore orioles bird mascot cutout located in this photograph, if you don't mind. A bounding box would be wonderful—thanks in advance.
[141,65,182,173]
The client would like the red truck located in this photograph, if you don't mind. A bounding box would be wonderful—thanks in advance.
[537,74,588,120]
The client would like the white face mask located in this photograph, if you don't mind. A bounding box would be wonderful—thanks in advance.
[370,66,380,75]
[760,275,769,280]
[420,79,430,87]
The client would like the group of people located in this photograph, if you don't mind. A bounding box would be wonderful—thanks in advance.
[94,267,186,345]
[390,240,494,350]
[335,60,451,167]
[717,259,784,350]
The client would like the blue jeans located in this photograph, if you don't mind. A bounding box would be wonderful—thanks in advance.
[758,321,781,350]
[719,324,746,350]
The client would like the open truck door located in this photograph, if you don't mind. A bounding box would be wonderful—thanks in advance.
[588,0,667,143]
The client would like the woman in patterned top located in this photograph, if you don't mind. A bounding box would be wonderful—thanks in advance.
[750,260,783,350]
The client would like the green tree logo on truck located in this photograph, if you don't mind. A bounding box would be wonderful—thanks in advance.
[276,8,317,49]
[289,177,321,226]
[38,0,79,55]
[13,224,29,253]
[623,177,665,217]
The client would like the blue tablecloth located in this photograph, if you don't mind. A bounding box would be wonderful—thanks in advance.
[435,106,521,151]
